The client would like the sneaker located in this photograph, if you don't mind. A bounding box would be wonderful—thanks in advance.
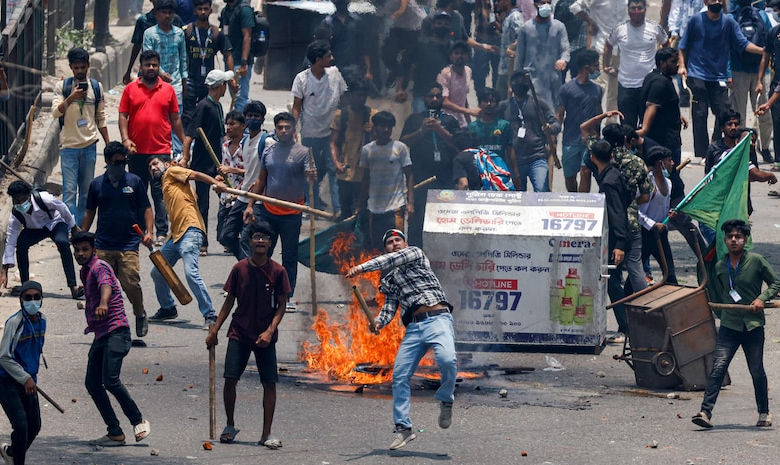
[136,313,148,338]
[0,443,12,465]
[692,411,713,428]
[203,317,217,331]
[285,301,297,310]
[389,427,416,450]
[438,402,453,429]
[757,413,773,427]
[149,307,178,321]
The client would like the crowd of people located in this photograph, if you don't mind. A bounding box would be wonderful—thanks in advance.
[5,0,780,459]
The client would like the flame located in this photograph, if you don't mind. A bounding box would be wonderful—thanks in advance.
[299,231,436,384]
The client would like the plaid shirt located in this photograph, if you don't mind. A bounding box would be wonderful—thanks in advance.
[80,255,129,339]
[359,246,448,329]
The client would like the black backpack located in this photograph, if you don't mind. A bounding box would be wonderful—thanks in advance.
[12,189,53,228]
[228,3,270,58]
[554,0,583,44]
[734,6,767,68]
[59,77,102,129]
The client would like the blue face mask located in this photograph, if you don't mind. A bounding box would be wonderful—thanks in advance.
[662,168,670,178]
[246,118,263,131]
[23,300,41,315]
[589,69,601,80]
[14,200,31,213]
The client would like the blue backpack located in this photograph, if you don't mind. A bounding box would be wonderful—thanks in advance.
[467,148,515,191]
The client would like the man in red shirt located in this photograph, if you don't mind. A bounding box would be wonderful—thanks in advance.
[118,49,185,245]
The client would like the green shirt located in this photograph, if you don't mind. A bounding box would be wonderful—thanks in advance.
[708,252,780,332]
[467,119,513,160]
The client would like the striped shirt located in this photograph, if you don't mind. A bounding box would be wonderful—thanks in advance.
[80,255,129,339]
[359,140,412,214]
[220,135,247,205]
[358,246,448,329]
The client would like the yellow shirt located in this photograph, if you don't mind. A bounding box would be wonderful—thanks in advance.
[162,166,206,242]
[330,107,377,182]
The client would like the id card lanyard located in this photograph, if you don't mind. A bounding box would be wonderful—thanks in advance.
[727,259,742,303]
[194,27,212,77]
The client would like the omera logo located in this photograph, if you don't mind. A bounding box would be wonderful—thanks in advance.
[548,238,594,248]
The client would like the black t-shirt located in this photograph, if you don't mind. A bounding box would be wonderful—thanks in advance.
[452,150,482,189]
[410,38,452,98]
[185,97,225,174]
[766,24,780,85]
[185,25,233,87]
[641,70,681,149]
[322,13,367,71]
[400,111,460,188]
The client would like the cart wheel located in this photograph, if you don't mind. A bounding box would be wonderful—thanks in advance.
[651,352,676,376]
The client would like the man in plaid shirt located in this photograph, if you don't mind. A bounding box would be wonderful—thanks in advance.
[72,231,150,447]
[346,229,456,450]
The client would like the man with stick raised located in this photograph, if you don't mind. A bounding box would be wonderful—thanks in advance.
[243,112,316,309]
[206,220,289,448]
[0,281,46,465]
[346,229,457,450]
[146,155,226,327]
[181,69,233,256]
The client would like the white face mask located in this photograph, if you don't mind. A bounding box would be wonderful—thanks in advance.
[538,3,552,17]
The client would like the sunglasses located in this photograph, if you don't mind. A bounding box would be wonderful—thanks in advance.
[23,294,42,301]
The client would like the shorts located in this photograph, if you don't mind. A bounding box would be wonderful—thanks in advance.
[562,144,588,178]
[223,337,279,383]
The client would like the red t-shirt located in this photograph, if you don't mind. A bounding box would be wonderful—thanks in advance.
[223,258,291,346]
[118,77,179,155]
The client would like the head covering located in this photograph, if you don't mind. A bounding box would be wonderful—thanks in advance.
[205,70,235,87]
[433,10,450,20]
[18,280,42,295]
[382,229,407,245]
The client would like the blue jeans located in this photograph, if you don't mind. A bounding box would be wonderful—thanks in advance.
[393,312,457,429]
[700,325,768,417]
[302,136,340,213]
[150,227,215,318]
[607,260,628,334]
[85,327,143,437]
[623,229,646,297]
[171,92,183,157]
[517,158,549,192]
[60,142,97,226]
[257,205,302,297]
[231,65,252,112]
[0,378,41,465]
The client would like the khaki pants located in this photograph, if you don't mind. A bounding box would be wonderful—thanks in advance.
[597,53,619,122]
[729,70,772,152]
[96,249,144,317]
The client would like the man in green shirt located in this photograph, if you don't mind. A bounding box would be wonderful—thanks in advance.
[692,219,780,429]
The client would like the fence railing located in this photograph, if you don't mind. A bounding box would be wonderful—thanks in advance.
[0,0,44,163]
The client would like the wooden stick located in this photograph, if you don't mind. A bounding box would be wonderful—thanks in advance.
[208,343,216,440]
[677,158,691,171]
[224,187,334,219]
[352,285,377,334]
[0,158,27,181]
[308,148,318,316]
[339,176,438,224]
[36,386,64,414]
[196,127,233,189]
[709,301,780,311]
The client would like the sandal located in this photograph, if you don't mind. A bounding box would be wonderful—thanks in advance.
[691,411,713,429]
[220,425,240,443]
[154,236,166,247]
[769,190,780,198]
[757,413,773,427]
[199,246,208,256]
[133,419,151,442]
[88,435,126,447]
[259,435,282,450]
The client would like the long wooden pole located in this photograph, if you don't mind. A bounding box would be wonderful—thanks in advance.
[308,148,317,315]
[36,386,65,414]
[196,127,233,189]
[208,343,216,440]
[223,187,334,219]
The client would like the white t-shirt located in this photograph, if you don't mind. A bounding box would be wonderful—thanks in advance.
[238,130,277,204]
[359,140,412,214]
[608,20,668,88]
[291,67,348,138]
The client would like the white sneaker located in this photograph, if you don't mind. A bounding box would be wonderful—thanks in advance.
[389,427,416,450]
[285,301,296,310]
[0,443,12,465]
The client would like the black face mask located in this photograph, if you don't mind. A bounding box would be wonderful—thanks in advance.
[433,26,449,37]
[707,3,723,13]
[512,85,529,97]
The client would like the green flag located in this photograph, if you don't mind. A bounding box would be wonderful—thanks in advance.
[676,136,751,259]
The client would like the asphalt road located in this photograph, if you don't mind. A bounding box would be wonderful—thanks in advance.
[5,1,780,462]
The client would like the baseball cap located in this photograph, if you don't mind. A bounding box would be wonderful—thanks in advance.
[205,70,235,87]
[18,280,43,295]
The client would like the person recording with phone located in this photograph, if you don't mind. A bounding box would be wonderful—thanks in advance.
[400,83,459,247]
[52,47,110,226]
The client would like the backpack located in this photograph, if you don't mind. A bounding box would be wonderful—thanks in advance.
[59,77,102,129]
[554,0,583,44]
[467,148,515,191]
[734,6,767,68]
[229,3,270,58]
[11,189,53,228]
